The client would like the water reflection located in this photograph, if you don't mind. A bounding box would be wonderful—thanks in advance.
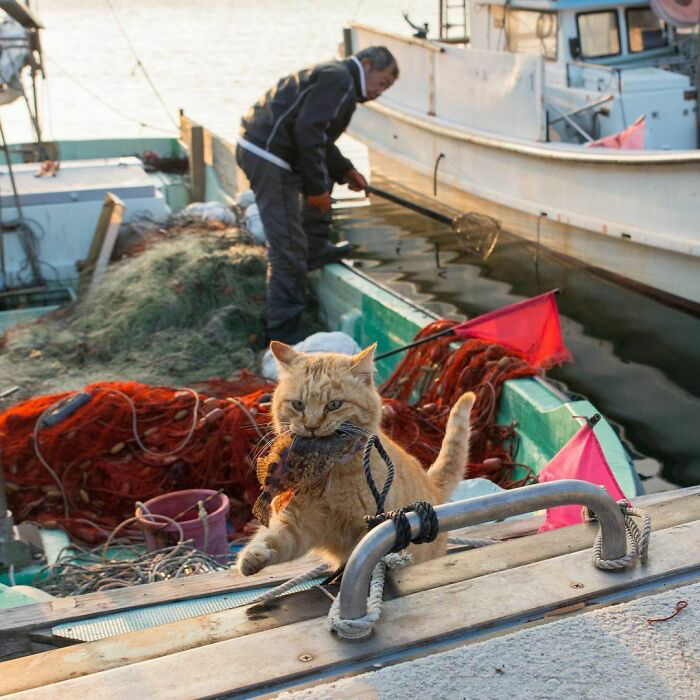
[336,197,700,493]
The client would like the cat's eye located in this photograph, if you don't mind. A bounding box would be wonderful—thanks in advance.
[290,399,304,412]
[325,400,343,411]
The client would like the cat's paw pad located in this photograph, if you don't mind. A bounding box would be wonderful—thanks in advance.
[237,543,272,576]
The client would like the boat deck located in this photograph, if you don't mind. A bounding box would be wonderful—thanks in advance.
[1,488,698,698]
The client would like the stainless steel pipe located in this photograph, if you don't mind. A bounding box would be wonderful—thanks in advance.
[338,479,627,621]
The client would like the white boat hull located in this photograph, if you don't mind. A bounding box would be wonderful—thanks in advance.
[349,99,700,309]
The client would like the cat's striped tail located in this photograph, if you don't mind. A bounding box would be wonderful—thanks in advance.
[426,391,475,497]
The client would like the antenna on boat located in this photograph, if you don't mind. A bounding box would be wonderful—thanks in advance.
[402,12,428,40]
[0,114,44,286]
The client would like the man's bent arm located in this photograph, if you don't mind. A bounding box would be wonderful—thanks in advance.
[326,143,354,184]
[295,69,354,196]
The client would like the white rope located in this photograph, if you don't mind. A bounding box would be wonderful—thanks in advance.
[448,536,502,548]
[589,501,652,571]
[327,551,411,640]
[246,562,330,606]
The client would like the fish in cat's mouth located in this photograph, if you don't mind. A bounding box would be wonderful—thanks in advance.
[252,425,367,526]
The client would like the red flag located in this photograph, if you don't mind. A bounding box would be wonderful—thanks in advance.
[452,290,572,368]
[587,115,645,150]
[538,418,626,532]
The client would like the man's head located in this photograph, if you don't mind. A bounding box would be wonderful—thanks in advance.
[355,46,399,101]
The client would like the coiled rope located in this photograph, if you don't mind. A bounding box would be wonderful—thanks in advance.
[588,500,651,570]
[327,551,412,640]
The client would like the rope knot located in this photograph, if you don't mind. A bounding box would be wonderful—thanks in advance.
[364,500,439,552]
[327,553,411,640]
[590,499,651,571]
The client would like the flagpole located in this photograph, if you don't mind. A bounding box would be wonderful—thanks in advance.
[375,326,456,361]
[374,288,561,363]
[587,413,601,427]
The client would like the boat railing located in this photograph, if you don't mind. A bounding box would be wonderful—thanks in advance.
[566,61,623,93]
[338,479,627,621]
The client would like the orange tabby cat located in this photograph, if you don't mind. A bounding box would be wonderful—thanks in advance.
[237,341,475,576]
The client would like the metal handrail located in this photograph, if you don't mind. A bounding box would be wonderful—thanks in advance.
[338,479,627,621]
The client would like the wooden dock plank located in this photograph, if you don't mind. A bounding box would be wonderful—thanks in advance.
[2,491,698,663]
[1,493,699,693]
[0,559,322,660]
[5,520,700,699]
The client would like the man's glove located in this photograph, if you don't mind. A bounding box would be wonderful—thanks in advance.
[345,169,369,192]
[306,192,332,213]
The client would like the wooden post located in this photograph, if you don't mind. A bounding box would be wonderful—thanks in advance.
[189,125,205,203]
[343,27,353,57]
[77,193,125,296]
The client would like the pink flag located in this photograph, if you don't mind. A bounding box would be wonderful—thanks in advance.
[538,417,626,532]
[452,290,573,369]
[587,115,645,149]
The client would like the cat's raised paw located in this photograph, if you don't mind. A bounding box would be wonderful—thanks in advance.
[237,542,272,576]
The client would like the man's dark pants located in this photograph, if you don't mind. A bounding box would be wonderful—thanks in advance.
[236,145,331,337]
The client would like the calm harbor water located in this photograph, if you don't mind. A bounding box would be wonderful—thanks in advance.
[335,199,700,493]
[4,2,698,492]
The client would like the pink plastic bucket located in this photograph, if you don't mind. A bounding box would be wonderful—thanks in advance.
[136,489,230,557]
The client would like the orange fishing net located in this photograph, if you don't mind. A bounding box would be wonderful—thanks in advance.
[0,322,539,542]
[380,320,539,486]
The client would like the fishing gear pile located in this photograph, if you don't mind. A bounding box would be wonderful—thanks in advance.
[1,323,539,542]
[0,381,272,541]
[0,225,277,404]
[37,540,230,597]
[379,320,540,486]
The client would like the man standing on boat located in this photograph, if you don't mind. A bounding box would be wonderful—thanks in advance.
[236,46,399,344]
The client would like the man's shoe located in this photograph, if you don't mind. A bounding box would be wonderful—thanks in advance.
[307,241,353,271]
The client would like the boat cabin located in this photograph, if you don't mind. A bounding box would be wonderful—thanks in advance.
[466,0,698,148]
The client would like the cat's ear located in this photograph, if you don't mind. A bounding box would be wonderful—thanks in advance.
[349,343,376,385]
[270,341,299,370]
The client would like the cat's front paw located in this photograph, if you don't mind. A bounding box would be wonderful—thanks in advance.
[237,542,273,576]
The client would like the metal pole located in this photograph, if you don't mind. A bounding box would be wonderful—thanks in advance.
[338,479,628,621]
[375,326,455,361]
[343,27,353,58]
[0,115,43,284]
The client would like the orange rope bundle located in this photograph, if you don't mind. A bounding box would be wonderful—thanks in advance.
[0,381,272,542]
[380,321,539,487]
[0,323,540,542]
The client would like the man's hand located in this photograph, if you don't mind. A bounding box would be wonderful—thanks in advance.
[306,192,332,213]
[345,169,369,192]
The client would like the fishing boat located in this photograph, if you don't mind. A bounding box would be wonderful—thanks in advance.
[341,0,700,310]
[1,6,699,697]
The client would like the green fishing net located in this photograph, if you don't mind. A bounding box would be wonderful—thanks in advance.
[0,226,320,403]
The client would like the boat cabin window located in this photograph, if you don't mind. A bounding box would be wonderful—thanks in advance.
[626,7,669,52]
[576,10,621,58]
[505,10,558,60]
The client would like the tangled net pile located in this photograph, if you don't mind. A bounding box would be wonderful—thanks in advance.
[0,320,540,545]
[38,540,230,596]
[380,320,539,485]
[0,225,322,404]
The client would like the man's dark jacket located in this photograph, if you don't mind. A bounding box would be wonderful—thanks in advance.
[240,57,364,196]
